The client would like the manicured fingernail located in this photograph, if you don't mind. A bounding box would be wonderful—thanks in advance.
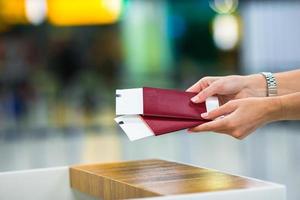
[191,96,199,103]
[201,112,208,118]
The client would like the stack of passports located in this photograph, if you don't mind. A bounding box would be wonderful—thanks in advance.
[115,87,219,141]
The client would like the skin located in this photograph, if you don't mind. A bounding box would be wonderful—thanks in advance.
[186,70,300,139]
[187,74,266,105]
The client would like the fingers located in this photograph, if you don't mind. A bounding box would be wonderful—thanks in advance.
[188,101,239,135]
[190,81,221,103]
[188,99,253,140]
[186,80,205,93]
[188,117,229,132]
[186,77,219,93]
[201,101,237,120]
[188,116,237,138]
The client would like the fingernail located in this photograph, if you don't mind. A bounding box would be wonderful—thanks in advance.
[191,96,199,103]
[201,112,208,118]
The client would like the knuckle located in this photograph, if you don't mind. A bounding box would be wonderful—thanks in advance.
[200,76,209,81]
[208,83,222,93]
[237,135,245,140]
[195,79,203,85]
[201,76,210,81]
[201,77,212,84]
[232,130,243,139]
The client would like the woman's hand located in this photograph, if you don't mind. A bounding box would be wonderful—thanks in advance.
[188,97,282,139]
[186,74,266,105]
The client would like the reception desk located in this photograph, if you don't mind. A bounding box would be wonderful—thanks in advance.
[0,159,285,200]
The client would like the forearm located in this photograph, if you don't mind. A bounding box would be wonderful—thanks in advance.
[245,69,300,97]
[268,92,300,121]
[278,92,300,120]
[275,69,300,95]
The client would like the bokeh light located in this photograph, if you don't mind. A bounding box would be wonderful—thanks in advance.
[47,0,122,26]
[0,0,28,24]
[212,14,239,51]
[25,0,47,25]
[209,0,239,14]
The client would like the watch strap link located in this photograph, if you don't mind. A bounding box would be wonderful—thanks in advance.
[261,72,277,97]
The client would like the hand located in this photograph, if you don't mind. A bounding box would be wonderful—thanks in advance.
[186,74,266,105]
[188,97,282,139]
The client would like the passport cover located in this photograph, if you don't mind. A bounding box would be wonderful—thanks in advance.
[141,116,208,135]
[115,87,219,141]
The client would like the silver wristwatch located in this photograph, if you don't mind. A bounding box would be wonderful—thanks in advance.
[261,72,277,97]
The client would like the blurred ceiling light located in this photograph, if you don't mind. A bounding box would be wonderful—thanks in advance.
[209,0,238,14]
[47,0,122,26]
[25,0,47,25]
[212,14,239,51]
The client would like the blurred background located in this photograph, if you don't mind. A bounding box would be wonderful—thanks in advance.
[0,0,299,199]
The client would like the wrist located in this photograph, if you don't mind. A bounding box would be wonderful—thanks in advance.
[263,97,284,122]
[244,74,267,97]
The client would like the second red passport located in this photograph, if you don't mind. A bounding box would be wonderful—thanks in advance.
[115,87,219,141]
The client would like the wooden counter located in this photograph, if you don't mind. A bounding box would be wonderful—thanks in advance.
[70,159,284,200]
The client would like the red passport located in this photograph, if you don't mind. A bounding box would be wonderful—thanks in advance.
[115,87,219,141]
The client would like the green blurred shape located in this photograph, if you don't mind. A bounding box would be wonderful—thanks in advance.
[121,0,173,86]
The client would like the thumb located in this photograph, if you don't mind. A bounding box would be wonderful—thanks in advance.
[201,101,236,120]
[191,82,220,103]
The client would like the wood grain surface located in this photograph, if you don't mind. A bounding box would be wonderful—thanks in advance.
[70,159,269,200]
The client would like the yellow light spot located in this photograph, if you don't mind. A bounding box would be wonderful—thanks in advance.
[0,0,28,24]
[47,0,122,26]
